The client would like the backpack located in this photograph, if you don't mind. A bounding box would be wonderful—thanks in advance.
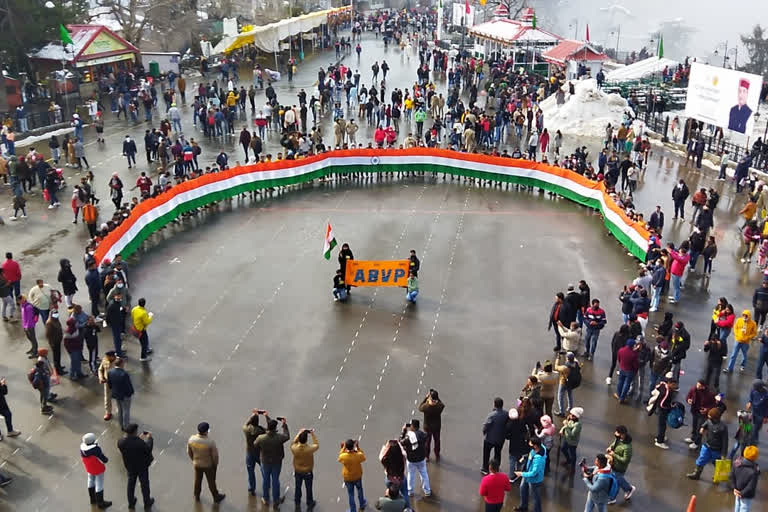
[28,368,42,389]
[667,402,686,429]
[597,472,619,501]
[565,362,582,390]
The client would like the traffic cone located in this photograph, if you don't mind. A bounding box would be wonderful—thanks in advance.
[686,495,696,512]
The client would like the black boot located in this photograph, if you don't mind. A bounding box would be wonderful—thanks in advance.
[88,487,97,504]
[96,491,112,509]
[686,465,703,480]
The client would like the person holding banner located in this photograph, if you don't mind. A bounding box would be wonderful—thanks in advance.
[338,244,354,293]
[333,269,348,302]
[406,272,419,303]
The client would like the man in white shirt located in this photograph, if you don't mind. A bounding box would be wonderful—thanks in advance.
[28,280,53,323]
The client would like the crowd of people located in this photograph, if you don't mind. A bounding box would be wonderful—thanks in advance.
[1,6,768,512]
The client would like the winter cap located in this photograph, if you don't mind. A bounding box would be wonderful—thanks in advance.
[508,409,519,420]
[569,407,584,419]
[197,422,210,434]
[82,433,97,445]
[744,446,759,462]
[567,284,574,291]
[665,371,674,380]
[626,338,636,347]
[566,351,575,361]
[540,415,553,427]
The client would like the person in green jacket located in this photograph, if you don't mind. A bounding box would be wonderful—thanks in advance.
[606,425,636,503]
[406,272,419,303]
[559,407,583,469]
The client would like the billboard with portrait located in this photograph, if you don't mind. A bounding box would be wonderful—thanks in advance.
[685,62,763,135]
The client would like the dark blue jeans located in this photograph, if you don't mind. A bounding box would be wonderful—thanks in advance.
[245,453,257,492]
[344,479,366,512]
[294,471,314,505]
[519,480,542,512]
[261,462,281,504]
[111,324,123,356]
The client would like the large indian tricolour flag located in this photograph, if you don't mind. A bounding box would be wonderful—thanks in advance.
[323,222,337,260]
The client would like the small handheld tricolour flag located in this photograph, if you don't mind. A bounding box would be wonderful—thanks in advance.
[323,223,337,260]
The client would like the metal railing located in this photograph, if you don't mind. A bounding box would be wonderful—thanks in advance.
[2,105,79,135]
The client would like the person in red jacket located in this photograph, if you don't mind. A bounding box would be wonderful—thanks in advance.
[613,339,639,403]
[684,379,716,450]
[478,458,510,512]
[374,126,386,148]
[716,303,736,347]
[1,252,21,300]
[667,243,690,303]
[80,432,113,509]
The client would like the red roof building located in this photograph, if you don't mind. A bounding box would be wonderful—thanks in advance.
[542,39,609,80]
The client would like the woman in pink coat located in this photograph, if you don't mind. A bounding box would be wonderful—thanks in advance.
[539,128,550,155]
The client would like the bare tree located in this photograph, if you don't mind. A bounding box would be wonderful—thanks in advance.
[95,0,178,43]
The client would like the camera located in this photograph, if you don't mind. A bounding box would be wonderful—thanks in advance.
[578,457,592,477]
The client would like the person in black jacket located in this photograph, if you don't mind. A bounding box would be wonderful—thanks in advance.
[57,258,78,309]
[649,205,664,233]
[548,293,572,352]
[400,420,431,497]
[122,136,137,168]
[505,408,529,481]
[107,358,134,431]
[85,261,102,317]
[0,378,21,439]
[703,336,727,390]
[687,408,729,480]
[118,423,155,509]
[606,325,630,385]
[730,446,760,510]
[418,389,444,461]
[482,397,508,474]
[753,281,768,327]
[672,179,690,220]
[670,322,691,380]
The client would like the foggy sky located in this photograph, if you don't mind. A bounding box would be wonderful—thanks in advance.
[535,0,768,66]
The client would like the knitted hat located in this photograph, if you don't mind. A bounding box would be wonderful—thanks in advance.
[570,407,584,419]
[509,409,519,420]
[744,446,759,462]
[82,433,97,445]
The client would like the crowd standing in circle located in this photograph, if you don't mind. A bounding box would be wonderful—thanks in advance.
[1,7,767,512]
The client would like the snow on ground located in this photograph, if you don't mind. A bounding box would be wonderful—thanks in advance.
[2,127,76,155]
[540,78,634,138]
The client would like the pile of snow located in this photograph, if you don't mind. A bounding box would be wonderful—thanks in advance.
[540,78,634,138]
[15,127,75,150]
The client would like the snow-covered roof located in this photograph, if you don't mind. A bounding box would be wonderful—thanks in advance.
[605,56,679,81]
[468,18,561,46]
[29,24,138,63]
[542,39,609,64]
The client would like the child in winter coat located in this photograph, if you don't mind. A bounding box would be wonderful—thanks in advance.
[759,239,768,270]
[536,415,555,474]
[729,410,754,460]
[559,407,583,469]
[80,432,112,508]
[10,195,26,220]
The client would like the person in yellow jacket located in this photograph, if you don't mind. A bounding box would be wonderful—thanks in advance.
[726,310,757,373]
[291,429,319,508]
[338,439,367,511]
[226,91,238,108]
[130,298,153,362]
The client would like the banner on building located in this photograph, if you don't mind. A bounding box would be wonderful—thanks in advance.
[452,2,475,27]
[344,260,410,287]
[685,62,763,135]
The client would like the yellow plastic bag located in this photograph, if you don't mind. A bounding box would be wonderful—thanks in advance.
[713,458,731,483]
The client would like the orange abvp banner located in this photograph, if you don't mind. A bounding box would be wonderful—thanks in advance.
[345,260,410,287]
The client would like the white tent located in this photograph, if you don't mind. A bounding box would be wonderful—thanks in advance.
[605,56,679,82]
[212,6,351,55]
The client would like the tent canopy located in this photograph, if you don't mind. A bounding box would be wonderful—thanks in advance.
[542,39,609,64]
[605,56,679,82]
[213,6,351,55]
[468,17,561,48]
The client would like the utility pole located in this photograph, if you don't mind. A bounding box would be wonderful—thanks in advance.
[722,40,728,68]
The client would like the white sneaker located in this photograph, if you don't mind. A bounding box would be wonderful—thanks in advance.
[8,216,16,221]
[605,377,612,385]
[654,441,669,449]
[683,437,693,443]
[48,205,55,209]
[624,485,636,500]
[688,442,699,449]
[139,357,152,362]
[21,214,26,218]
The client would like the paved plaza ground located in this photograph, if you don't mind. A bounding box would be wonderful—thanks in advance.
[0,31,766,512]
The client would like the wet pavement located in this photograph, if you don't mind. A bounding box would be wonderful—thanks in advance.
[1,30,766,512]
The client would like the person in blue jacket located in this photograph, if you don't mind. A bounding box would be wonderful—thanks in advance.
[512,437,546,512]
[746,379,768,442]
[582,453,613,512]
